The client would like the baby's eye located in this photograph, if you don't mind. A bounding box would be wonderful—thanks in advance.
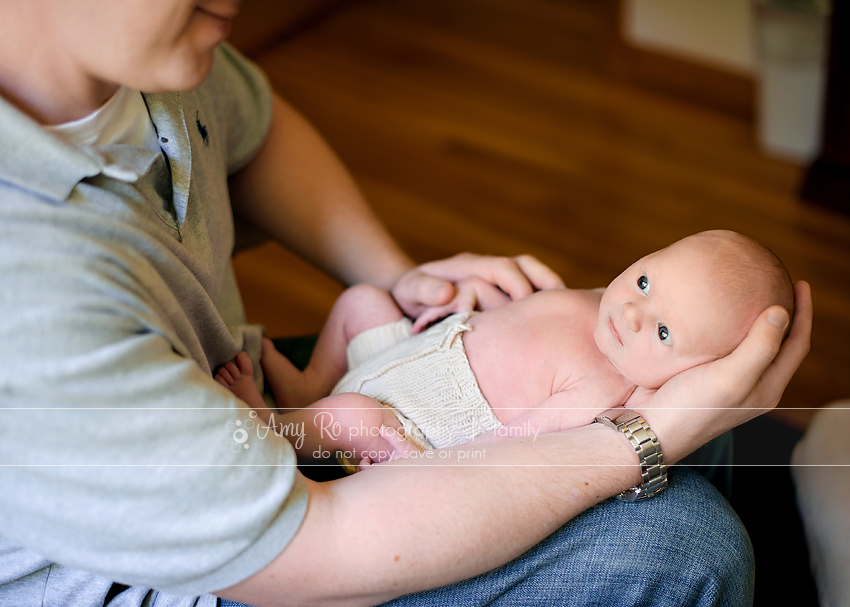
[637,275,649,294]
[658,325,672,346]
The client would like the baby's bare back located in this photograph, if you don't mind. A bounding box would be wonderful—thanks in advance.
[463,289,636,429]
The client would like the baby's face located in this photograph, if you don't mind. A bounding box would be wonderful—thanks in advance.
[594,240,744,389]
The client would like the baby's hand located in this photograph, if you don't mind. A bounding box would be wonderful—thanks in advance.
[412,276,511,333]
[356,425,425,470]
[393,253,565,321]
[323,396,425,472]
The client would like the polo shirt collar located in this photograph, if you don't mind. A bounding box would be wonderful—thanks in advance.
[0,94,161,203]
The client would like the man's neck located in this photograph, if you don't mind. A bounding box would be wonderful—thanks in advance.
[0,3,118,125]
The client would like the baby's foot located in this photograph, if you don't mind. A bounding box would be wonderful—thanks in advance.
[215,352,269,416]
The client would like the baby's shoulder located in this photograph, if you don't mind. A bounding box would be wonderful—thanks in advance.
[527,287,602,316]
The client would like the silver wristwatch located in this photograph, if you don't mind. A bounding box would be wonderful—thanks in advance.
[594,409,668,502]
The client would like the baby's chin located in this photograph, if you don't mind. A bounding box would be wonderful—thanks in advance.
[592,323,605,352]
[618,367,669,391]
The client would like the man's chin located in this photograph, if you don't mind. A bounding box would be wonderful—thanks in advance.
[144,50,217,93]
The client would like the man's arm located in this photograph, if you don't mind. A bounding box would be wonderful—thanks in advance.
[217,283,812,607]
[217,424,641,607]
[228,94,565,316]
[228,93,413,291]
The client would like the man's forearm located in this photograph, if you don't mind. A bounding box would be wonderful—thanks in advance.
[218,425,641,607]
[228,94,414,290]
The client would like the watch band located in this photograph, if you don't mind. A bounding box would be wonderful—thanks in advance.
[594,409,668,502]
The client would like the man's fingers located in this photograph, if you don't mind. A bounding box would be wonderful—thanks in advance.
[419,254,536,301]
[399,253,564,320]
[759,281,813,394]
[392,271,456,316]
[514,254,566,291]
[410,273,455,307]
[788,281,813,344]
[725,306,787,385]
[411,279,492,332]
[709,281,812,410]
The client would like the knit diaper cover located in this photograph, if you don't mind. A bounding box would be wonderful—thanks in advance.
[332,312,504,449]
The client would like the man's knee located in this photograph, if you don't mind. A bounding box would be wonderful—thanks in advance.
[537,466,754,606]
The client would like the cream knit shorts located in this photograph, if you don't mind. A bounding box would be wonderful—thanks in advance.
[331,312,503,449]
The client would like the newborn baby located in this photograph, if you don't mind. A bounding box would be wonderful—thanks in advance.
[216,230,794,464]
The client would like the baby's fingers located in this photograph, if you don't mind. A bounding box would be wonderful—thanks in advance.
[380,425,425,458]
[412,305,455,334]
[461,277,511,311]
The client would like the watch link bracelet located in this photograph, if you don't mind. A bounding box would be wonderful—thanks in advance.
[594,409,668,502]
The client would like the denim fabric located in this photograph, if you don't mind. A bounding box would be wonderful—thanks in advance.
[381,466,753,606]
[220,467,753,607]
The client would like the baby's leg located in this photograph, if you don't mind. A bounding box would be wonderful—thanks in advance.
[271,392,422,465]
[214,356,416,467]
[262,284,404,410]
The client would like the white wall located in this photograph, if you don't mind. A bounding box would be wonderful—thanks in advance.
[622,0,829,161]
[622,0,756,75]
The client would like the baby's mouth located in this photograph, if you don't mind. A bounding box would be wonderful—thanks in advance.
[609,317,622,345]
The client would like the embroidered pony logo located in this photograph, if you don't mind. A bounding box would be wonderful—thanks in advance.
[196,111,209,146]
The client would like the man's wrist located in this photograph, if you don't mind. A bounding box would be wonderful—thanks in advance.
[594,409,668,502]
[376,257,416,293]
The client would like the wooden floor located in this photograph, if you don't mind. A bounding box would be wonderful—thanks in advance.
[231,0,850,431]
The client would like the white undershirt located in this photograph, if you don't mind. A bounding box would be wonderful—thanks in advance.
[45,86,160,151]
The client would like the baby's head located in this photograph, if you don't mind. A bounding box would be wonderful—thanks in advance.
[594,230,794,389]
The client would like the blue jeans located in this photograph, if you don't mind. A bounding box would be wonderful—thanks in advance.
[221,466,753,607]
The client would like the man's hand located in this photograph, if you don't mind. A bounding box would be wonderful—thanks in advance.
[636,281,812,464]
[391,253,565,322]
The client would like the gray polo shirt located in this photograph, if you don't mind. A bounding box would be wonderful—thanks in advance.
[0,44,308,606]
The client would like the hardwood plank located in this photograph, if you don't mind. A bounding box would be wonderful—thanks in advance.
[227,0,355,58]
[233,0,850,430]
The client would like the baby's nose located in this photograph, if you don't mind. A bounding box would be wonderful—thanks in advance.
[622,301,642,332]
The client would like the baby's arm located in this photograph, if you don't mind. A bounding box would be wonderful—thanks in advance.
[623,385,656,409]
[471,392,619,444]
